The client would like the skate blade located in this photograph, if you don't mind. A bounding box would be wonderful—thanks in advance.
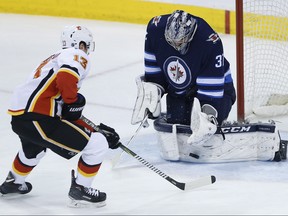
[0,192,30,199]
[68,198,106,208]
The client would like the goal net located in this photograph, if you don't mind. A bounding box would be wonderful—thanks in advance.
[236,0,288,120]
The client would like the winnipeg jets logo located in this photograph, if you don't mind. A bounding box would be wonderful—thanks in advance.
[206,33,220,44]
[152,16,161,26]
[169,60,184,82]
[163,56,191,90]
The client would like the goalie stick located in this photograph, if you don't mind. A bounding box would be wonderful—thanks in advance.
[80,115,216,191]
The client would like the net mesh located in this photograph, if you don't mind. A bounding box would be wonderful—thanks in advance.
[243,0,288,116]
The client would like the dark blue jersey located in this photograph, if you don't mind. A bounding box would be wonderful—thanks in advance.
[144,14,236,123]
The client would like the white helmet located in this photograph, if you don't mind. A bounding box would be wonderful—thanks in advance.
[61,25,95,54]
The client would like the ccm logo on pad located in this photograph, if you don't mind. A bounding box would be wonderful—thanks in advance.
[221,126,252,133]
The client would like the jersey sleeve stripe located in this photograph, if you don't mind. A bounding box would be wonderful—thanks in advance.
[224,68,233,83]
[145,66,162,73]
[144,51,157,61]
[197,89,224,98]
[196,77,225,85]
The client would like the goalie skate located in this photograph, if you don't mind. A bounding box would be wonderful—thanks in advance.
[68,170,106,208]
[0,171,32,196]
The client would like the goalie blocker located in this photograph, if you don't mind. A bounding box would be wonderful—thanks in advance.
[154,114,287,163]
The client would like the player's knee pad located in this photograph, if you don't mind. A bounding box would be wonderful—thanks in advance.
[81,132,109,165]
[18,148,46,166]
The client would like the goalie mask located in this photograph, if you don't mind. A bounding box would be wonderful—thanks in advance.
[61,25,95,55]
[164,10,197,55]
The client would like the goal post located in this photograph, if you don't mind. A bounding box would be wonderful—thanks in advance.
[236,0,288,121]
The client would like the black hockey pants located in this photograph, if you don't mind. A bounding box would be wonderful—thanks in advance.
[11,113,91,159]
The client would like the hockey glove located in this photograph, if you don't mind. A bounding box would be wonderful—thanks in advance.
[62,93,86,121]
[98,123,121,149]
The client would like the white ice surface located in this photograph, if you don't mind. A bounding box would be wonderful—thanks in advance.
[0,13,288,215]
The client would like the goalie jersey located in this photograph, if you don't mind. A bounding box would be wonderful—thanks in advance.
[144,14,236,124]
[8,48,90,117]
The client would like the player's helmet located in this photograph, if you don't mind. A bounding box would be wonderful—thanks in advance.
[164,10,197,55]
[61,25,95,55]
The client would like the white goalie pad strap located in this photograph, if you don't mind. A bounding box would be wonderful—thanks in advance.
[131,75,163,125]
[187,98,217,145]
[156,124,180,161]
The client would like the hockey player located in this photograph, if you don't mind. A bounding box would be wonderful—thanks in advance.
[0,25,120,207]
[131,10,287,163]
[131,9,236,126]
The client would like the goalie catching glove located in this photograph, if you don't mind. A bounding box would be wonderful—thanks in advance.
[97,123,121,149]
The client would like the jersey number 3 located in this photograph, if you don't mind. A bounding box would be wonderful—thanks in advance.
[74,55,88,70]
[215,54,224,68]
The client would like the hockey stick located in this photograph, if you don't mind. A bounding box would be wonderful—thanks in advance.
[111,114,149,168]
[80,115,216,191]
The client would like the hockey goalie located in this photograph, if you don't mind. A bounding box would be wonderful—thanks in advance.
[131,76,287,163]
[131,10,288,163]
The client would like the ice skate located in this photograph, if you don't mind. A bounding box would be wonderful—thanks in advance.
[0,171,32,196]
[68,169,106,208]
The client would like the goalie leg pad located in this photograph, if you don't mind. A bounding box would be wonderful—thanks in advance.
[154,113,282,163]
[182,130,281,163]
[156,124,180,161]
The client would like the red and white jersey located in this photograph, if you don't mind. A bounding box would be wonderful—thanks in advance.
[8,47,91,117]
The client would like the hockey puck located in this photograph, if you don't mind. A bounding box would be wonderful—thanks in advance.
[189,153,200,159]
